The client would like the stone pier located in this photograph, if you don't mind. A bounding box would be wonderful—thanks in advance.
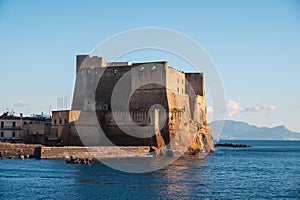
[38,146,151,159]
[0,142,151,159]
[0,142,41,157]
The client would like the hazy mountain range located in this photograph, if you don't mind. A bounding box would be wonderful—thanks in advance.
[209,120,300,140]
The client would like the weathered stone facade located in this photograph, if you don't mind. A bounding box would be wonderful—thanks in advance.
[70,55,214,154]
[51,110,81,145]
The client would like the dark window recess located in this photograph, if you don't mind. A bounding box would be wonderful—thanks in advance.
[138,117,142,123]
[64,119,67,124]
[12,122,16,127]
[1,121,4,128]
[1,132,3,137]
[177,87,179,93]
[54,120,57,125]
[59,119,62,124]
[113,69,118,75]
[12,132,16,137]
[101,105,108,111]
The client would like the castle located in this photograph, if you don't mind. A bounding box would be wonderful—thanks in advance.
[52,55,214,154]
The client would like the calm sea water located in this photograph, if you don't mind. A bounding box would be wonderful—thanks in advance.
[0,140,299,199]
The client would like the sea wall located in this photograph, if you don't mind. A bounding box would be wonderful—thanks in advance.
[39,146,151,159]
[0,142,151,159]
[0,142,41,157]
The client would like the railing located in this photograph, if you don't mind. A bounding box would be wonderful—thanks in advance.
[0,126,22,130]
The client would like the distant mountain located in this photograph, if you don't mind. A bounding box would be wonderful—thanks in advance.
[209,120,300,140]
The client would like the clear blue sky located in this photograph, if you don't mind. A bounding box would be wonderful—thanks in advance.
[0,0,299,131]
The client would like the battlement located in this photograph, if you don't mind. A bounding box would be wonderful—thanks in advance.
[76,55,106,73]
[75,55,204,97]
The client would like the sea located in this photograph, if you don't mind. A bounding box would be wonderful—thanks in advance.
[0,140,299,199]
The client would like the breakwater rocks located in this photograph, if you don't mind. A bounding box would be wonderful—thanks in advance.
[215,143,251,148]
[65,156,93,165]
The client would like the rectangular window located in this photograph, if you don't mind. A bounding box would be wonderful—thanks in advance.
[0,132,3,137]
[12,132,16,137]
[0,121,4,128]
[12,122,16,127]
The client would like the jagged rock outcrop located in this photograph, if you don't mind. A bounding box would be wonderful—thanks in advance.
[188,126,214,154]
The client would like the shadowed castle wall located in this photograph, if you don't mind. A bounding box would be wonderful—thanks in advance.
[69,55,214,153]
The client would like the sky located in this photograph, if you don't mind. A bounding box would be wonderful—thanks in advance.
[0,0,299,132]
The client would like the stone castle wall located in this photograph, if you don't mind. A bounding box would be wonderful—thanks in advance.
[70,55,214,153]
